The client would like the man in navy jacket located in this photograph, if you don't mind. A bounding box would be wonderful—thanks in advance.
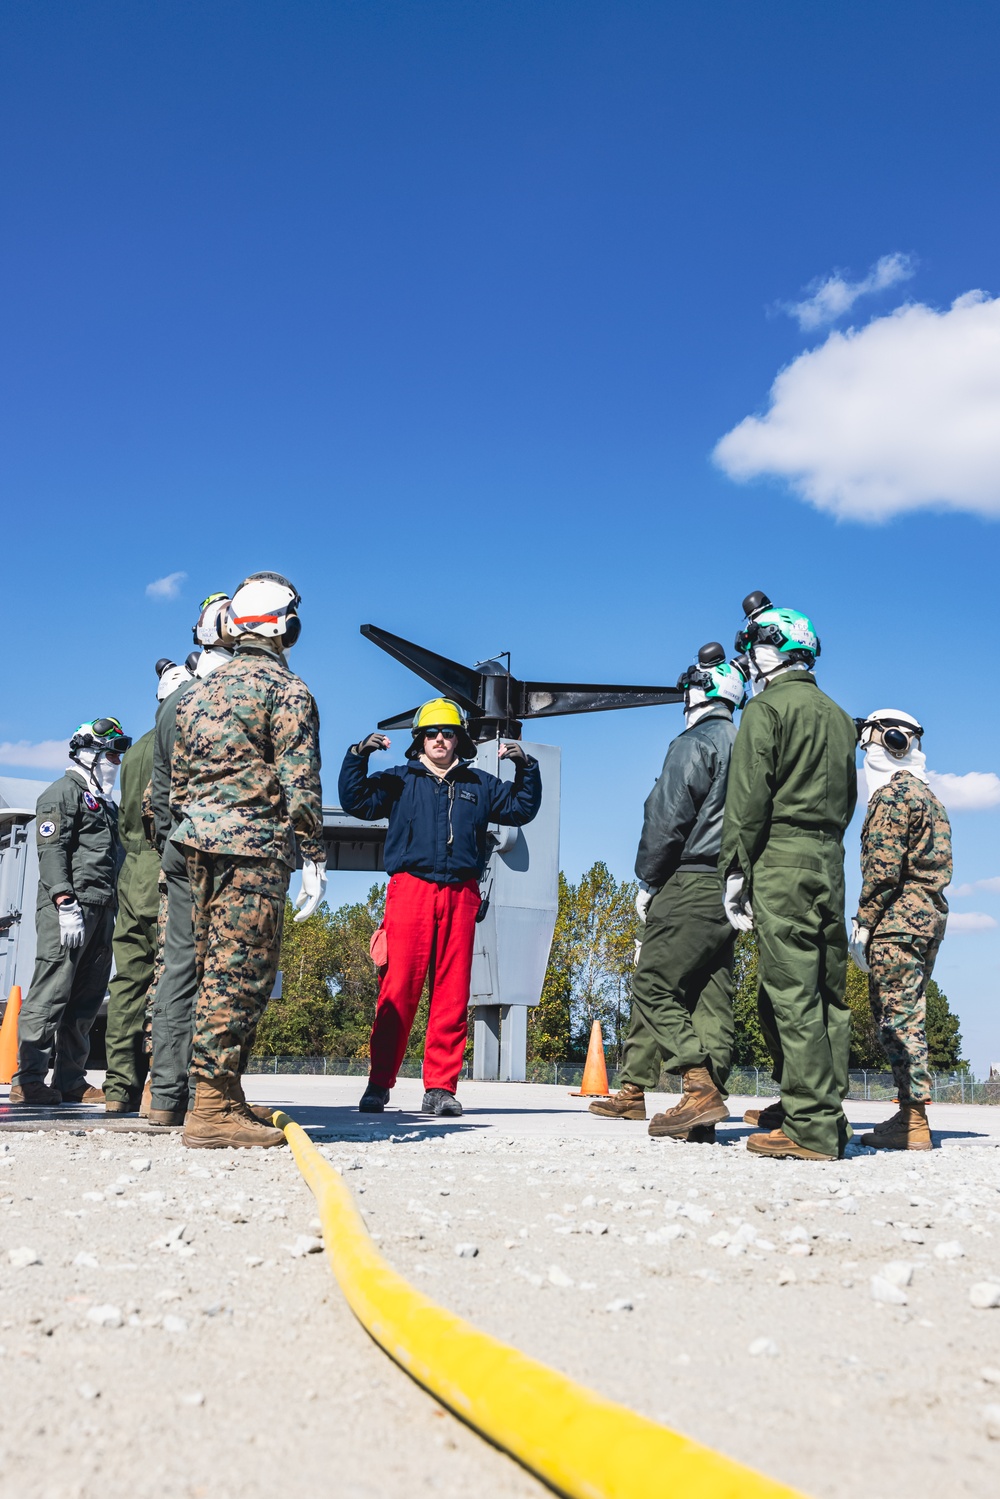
[339,697,541,1116]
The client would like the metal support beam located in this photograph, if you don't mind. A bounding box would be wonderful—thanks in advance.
[473,1005,501,1080]
[499,1004,527,1082]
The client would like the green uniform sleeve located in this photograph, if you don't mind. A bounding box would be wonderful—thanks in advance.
[635,735,713,888]
[857,784,908,931]
[273,679,324,864]
[34,781,78,902]
[719,697,778,877]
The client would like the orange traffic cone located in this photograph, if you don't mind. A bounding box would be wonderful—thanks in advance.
[570,1019,610,1097]
[0,985,22,1086]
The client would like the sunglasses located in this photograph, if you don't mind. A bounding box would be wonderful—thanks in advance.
[424,727,458,741]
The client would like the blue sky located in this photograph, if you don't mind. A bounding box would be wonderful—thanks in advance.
[2,2,998,1068]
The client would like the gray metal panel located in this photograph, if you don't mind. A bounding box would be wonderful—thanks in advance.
[471,741,560,1009]
[0,777,42,998]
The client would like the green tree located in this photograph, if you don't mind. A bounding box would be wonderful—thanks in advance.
[731,932,771,1067]
[256,884,385,1057]
[926,977,966,1071]
[532,863,638,1064]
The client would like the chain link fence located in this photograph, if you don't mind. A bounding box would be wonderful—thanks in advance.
[245,1055,999,1103]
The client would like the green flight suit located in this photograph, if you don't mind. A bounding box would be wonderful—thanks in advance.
[16,772,120,1093]
[720,671,858,1158]
[104,730,159,1105]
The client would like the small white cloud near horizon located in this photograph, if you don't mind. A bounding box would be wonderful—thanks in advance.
[950,876,1000,898]
[947,911,998,933]
[0,740,68,771]
[858,769,1000,812]
[713,290,1000,521]
[782,253,914,331]
[146,571,187,601]
[927,771,1000,812]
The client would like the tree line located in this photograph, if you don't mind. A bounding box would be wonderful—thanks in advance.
[261,863,966,1072]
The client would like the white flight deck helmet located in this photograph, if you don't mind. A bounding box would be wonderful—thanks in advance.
[676,642,748,712]
[226,572,301,647]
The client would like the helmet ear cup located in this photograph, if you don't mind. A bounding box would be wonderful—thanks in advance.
[282,613,301,648]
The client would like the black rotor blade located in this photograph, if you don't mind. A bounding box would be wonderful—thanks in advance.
[361,625,483,712]
[376,707,421,733]
[521,681,685,717]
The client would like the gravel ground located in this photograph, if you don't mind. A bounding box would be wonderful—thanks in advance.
[2,1077,999,1499]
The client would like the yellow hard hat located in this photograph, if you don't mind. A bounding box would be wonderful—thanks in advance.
[412,697,466,731]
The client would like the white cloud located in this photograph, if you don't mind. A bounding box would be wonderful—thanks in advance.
[713,291,1000,521]
[783,253,914,331]
[947,911,998,933]
[927,771,1000,812]
[951,876,1000,897]
[146,571,187,601]
[0,740,68,770]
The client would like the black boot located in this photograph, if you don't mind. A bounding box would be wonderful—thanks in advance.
[359,1084,390,1113]
[421,1088,463,1117]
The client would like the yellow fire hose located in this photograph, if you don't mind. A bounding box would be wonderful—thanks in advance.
[274,1111,808,1499]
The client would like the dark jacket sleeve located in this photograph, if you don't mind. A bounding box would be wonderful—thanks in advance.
[35,779,79,902]
[152,698,179,852]
[338,748,403,820]
[635,736,713,888]
[484,757,542,825]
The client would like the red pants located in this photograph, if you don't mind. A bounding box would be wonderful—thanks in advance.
[369,872,480,1093]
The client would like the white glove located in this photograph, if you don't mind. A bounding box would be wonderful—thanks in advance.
[723,874,754,932]
[57,899,86,949]
[293,860,327,923]
[634,939,642,967]
[635,888,656,924]
[849,919,870,972]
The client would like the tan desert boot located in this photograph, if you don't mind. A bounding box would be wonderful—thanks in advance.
[648,1065,728,1139]
[589,1083,647,1121]
[861,1102,932,1151]
[138,1074,152,1118]
[182,1078,286,1149]
[744,1099,785,1129]
[232,1075,278,1126]
[63,1084,105,1104]
[746,1127,836,1161]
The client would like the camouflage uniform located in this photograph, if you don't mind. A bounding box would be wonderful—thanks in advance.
[142,875,168,1058]
[857,771,952,1103]
[169,643,323,1084]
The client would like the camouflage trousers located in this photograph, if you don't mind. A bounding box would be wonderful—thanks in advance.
[142,877,169,1058]
[185,851,289,1084]
[868,935,941,1104]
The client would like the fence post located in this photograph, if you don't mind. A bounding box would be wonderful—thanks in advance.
[960,1071,965,1104]
[274,1055,277,1074]
[553,1063,557,1086]
[862,1070,868,1100]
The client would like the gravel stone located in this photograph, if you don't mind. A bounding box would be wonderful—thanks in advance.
[454,1243,479,1258]
[870,1276,908,1305]
[969,1283,1000,1309]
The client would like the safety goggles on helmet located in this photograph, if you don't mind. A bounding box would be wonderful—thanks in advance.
[734,606,820,663]
[676,643,748,709]
[856,711,924,758]
[193,592,231,648]
[69,717,132,756]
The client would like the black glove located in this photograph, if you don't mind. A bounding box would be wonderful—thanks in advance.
[355,733,389,756]
[499,741,528,768]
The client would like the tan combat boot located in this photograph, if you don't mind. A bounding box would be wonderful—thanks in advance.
[746,1128,836,1161]
[63,1084,105,1104]
[589,1083,647,1121]
[138,1074,152,1118]
[9,1080,62,1106]
[648,1066,729,1139]
[861,1102,932,1151]
[232,1075,278,1126]
[744,1099,785,1130]
[182,1078,286,1149]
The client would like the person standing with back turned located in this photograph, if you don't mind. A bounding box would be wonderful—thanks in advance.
[169,573,326,1149]
[720,592,857,1161]
[589,643,745,1141]
[851,709,952,1151]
